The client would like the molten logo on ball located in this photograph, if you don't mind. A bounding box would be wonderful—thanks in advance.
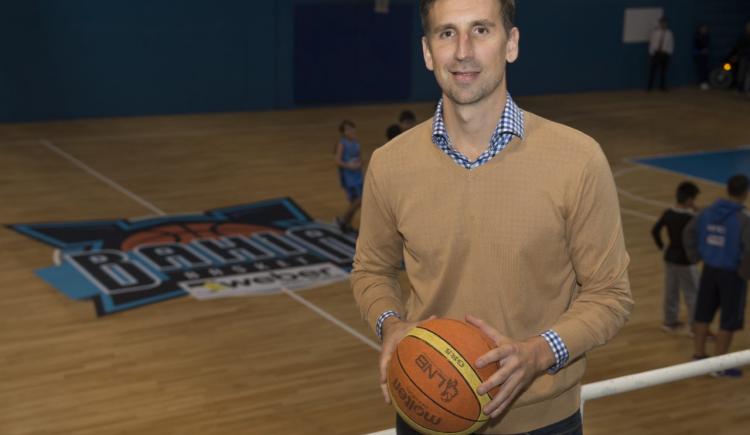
[388,319,500,434]
[392,378,443,426]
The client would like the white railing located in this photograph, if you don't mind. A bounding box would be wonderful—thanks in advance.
[582,349,750,405]
[366,349,750,435]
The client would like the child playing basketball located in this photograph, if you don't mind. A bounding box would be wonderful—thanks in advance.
[334,120,363,234]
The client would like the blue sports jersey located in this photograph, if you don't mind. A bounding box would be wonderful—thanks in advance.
[338,138,363,189]
[697,199,745,270]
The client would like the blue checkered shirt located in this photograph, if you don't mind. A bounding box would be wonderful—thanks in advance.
[431,94,525,169]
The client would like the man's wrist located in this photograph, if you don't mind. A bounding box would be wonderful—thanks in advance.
[375,310,401,341]
[381,316,402,339]
[531,336,557,373]
[540,330,570,374]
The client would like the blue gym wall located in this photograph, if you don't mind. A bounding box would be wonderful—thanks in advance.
[511,0,694,95]
[1,0,749,122]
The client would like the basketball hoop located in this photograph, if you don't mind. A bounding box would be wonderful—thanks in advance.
[374,0,389,14]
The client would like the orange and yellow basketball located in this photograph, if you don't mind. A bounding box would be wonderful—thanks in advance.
[387,318,500,435]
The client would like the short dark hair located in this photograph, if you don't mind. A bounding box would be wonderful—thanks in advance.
[675,181,700,204]
[419,0,515,35]
[399,110,416,123]
[339,119,355,133]
[727,174,749,198]
[386,124,401,140]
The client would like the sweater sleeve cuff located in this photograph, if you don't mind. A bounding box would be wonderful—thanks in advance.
[540,330,570,374]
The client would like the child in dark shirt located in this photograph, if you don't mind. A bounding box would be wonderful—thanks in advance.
[651,181,700,332]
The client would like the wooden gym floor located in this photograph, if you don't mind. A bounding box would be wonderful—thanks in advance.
[0,89,749,435]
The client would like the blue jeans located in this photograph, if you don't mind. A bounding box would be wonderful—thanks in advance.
[396,410,582,435]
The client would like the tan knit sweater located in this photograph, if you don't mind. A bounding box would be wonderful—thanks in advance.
[351,111,633,434]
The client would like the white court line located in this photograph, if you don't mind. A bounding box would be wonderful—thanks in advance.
[625,158,725,188]
[39,138,381,352]
[620,207,658,221]
[612,165,644,178]
[611,164,662,220]
[613,164,671,209]
[3,118,364,146]
[613,162,671,210]
[281,287,380,351]
[40,139,166,216]
[615,165,671,210]
[613,163,671,211]
[626,144,750,162]
[617,188,670,209]
[0,138,48,147]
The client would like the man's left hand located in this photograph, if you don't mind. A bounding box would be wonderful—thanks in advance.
[465,314,556,419]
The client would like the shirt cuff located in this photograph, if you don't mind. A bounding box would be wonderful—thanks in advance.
[540,330,570,374]
[376,310,401,341]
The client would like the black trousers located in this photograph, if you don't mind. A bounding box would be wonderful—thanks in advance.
[395,410,583,435]
[648,52,670,90]
[694,265,748,331]
[694,55,709,84]
[738,57,750,93]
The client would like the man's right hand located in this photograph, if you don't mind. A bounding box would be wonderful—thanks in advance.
[379,315,436,404]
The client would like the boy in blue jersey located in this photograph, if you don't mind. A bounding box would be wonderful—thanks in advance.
[334,120,363,234]
[684,174,750,376]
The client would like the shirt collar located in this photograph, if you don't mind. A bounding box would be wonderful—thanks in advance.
[431,93,525,145]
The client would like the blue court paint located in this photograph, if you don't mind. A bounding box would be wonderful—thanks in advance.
[634,149,750,184]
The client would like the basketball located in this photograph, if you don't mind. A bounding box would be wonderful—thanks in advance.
[387,318,500,435]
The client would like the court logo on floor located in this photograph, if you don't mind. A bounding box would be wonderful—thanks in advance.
[8,198,353,316]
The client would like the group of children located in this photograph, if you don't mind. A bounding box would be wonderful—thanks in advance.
[333,111,417,233]
[652,175,749,377]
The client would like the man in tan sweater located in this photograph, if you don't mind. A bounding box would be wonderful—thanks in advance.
[351,0,633,433]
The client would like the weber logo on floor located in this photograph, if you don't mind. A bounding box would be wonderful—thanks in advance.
[8,198,354,316]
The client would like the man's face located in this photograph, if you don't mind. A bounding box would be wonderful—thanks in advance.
[421,0,518,106]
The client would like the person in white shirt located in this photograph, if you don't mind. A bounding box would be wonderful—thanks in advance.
[648,17,674,91]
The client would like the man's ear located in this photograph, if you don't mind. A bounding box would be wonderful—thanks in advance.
[506,27,520,64]
[422,36,435,71]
